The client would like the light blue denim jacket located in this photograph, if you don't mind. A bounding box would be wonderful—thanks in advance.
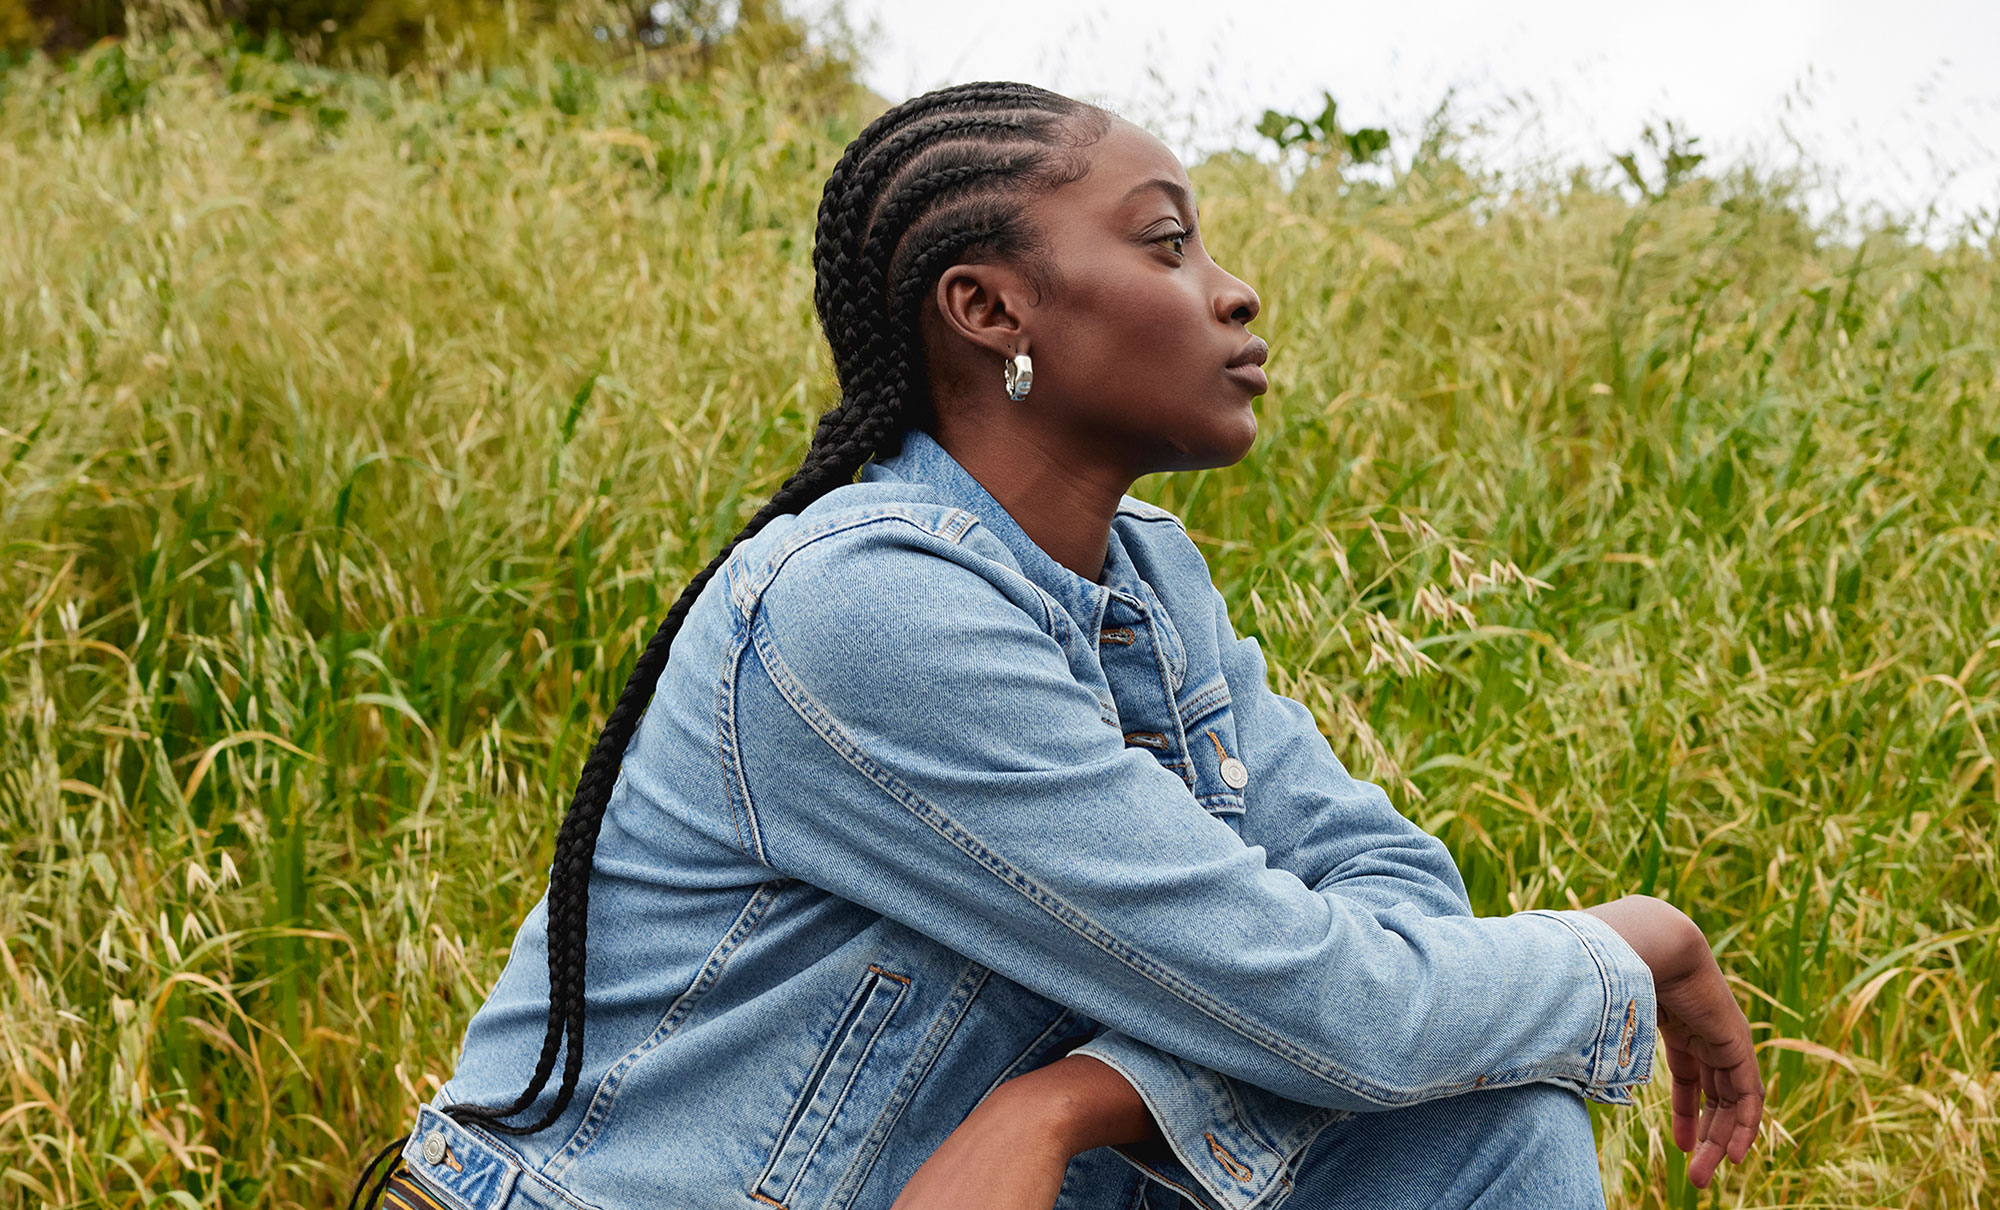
[403,429,1655,1210]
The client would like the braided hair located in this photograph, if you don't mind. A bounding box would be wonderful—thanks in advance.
[438,83,1107,1141]
[352,82,1110,1207]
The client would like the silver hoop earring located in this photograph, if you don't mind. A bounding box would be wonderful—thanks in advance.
[1004,351,1034,402]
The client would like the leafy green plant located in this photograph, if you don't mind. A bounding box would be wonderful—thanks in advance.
[1615,119,1708,200]
[1256,89,1391,168]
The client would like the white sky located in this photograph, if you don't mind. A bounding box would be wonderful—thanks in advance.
[803,0,2000,235]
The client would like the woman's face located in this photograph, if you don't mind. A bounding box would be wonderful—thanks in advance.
[1014,117,1265,477]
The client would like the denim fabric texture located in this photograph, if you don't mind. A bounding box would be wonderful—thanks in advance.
[403,429,1656,1210]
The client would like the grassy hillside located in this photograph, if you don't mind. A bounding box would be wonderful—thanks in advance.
[2,23,1995,1210]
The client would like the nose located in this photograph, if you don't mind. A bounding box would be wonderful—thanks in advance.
[1214,262,1260,325]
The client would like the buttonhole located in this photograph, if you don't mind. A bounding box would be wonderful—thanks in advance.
[1205,1132,1255,1182]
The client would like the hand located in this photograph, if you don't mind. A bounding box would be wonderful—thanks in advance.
[1585,895,1764,1188]
[890,1054,1162,1210]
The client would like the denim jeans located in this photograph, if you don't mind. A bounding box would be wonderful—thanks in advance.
[401,428,1653,1210]
[1062,1083,1604,1210]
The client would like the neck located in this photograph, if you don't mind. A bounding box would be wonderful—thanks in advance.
[931,422,1130,583]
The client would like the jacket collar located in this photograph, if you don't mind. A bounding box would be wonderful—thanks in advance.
[860,428,1150,641]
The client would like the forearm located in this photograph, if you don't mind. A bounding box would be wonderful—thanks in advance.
[986,1054,1164,1156]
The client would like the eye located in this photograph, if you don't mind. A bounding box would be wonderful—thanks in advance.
[1156,227,1191,258]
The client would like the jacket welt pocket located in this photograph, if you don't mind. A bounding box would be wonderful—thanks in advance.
[753,963,910,1207]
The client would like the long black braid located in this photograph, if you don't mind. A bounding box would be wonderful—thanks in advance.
[350,81,1108,1205]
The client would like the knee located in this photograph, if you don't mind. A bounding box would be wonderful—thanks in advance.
[1479,1084,1603,1208]
[1279,1082,1605,1210]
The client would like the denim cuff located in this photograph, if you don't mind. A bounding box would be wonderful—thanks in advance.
[1071,1031,1343,1210]
[1520,909,1658,1104]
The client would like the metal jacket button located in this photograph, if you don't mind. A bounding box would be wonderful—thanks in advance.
[422,1131,448,1165]
[1219,757,1250,789]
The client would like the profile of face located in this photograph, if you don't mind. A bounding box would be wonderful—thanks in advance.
[931,117,1267,483]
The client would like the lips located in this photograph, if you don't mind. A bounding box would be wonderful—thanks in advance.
[1227,336,1269,370]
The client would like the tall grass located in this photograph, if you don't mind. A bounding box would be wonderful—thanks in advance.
[2,22,1995,1210]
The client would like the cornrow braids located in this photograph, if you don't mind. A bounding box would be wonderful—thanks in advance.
[353,83,1109,1202]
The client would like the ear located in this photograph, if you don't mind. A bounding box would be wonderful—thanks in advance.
[933,262,1033,357]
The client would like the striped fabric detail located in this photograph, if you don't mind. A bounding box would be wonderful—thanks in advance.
[379,1161,452,1210]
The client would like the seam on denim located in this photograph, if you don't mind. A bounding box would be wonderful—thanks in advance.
[790,983,902,1200]
[750,504,980,585]
[718,626,766,863]
[976,1008,1079,1108]
[1114,496,1186,528]
[1023,579,1069,646]
[749,1194,788,1209]
[1078,1048,1252,1210]
[751,593,1437,1107]
[1211,1066,1289,1164]
[398,1136,480,1208]
[1272,1105,1346,1165]
[417,1110,599,1210]
[829,961,993,1209]
[1529,910,1618,1086]
[755,968,907,1203]
[735,508,984,612]
[757,972,880,1194]
[742,510,1084,660]
[1179,676,1232,725]
[542,882,783,1180]
[1138,581,1187,692]
[1117,1154,1217,1210]
[1150,754,1196,788]
[1139,620,1195,778]
[1083,586,1113,654]
[1122,1170,1151,1210]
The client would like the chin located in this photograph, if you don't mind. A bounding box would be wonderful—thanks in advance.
[1206,409,1260,467]
[1165,421,1258,473]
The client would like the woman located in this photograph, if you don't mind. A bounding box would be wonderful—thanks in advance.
[355,82,1761,1210]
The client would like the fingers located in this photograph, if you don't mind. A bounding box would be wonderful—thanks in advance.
[1659,1018,1765,1191]
[1726,1086,1765,1163]
[1664,1035,1701,1154]
[1698,1061,1720,1145]
[1678,1054,1767,1188]
[1647,913,1766,1189]
[1721,1051,1766,1164]
[1687,1137,1725,1188]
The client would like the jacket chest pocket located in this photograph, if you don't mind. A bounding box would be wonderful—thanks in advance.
[753,964,910,1209]
[1174,674,1248,818]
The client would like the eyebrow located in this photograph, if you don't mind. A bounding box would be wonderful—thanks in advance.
[1121,177,1195,217]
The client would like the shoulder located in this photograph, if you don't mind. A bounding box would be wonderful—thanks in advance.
[731,484,1060,660]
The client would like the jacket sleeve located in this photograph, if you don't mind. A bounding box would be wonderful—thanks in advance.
[1214,583,1476,920]
[736,519,1655,1128]
[1068,585,1497,1210]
